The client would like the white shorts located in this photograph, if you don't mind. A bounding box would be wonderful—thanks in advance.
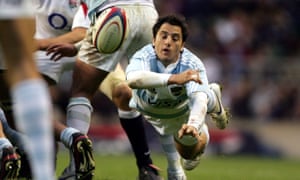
[0,0,34,19]
[78,4,158,72]
[35,51,75,83]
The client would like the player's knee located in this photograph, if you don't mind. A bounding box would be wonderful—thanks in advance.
[112,83,132,110]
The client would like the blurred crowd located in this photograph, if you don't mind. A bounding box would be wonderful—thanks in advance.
[155,0,300,122]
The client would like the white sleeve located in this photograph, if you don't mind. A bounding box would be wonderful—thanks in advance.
[187,92,208,130]
[127,71,171,89]
[72,4,91,29]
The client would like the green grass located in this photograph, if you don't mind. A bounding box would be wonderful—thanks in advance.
[56,152,300,180]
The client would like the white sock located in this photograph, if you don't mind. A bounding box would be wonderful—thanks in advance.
[60,127,80,148]
[118,109,141,119]
[66,97,92,134]
[12,79,55,180]
[64,97,92,174]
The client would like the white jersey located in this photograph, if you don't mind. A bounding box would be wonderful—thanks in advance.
[34,0,88,40]
[0,0,34,19]
[127,44,215,135]
[34,0,90,82]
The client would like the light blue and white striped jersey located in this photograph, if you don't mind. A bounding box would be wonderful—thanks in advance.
[80,0,154,20]
[127,44,211,119]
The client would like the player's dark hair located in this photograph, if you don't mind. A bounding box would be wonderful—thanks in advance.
[152,14,189,42]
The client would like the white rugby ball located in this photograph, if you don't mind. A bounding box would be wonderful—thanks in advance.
[92,7,127,54]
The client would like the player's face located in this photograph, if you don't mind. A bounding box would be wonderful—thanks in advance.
[153,23,184,66]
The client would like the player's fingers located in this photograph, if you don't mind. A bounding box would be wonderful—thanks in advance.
[184,126,198,137]
[50,52,60,61]
[46,44,59,51]
[53,54,63,61]
[178,124,188,138]
[192,129,199,137]
[185,126,192,134]
[178,126,186,138]
[178,130,183,138]
[46,47,58,56]
[190,72,202,84]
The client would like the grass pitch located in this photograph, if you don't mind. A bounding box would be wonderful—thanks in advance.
[56,151,299,180]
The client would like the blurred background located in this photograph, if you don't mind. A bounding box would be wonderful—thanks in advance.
[54,0,300,160]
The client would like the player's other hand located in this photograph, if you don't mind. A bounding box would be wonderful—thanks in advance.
[46,43,78,61]
[178,124,199,138]
[168,69,202,85]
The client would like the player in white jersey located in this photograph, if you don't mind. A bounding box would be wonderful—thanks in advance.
[126,15,230,179]
[46,1,163,179]
[0,0,55,180]
[34,0,89,84]
[35,1,97,179]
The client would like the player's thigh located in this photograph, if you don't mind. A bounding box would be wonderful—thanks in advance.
[71,60,108,99]
[122,5,158,58]
[0,0,35,64]
[99,63,126,100]
[36,56,75,84]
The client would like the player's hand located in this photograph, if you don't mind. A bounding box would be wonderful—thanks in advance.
[168,69,202,85]
[46,43,78,61]
[178,124,199,138]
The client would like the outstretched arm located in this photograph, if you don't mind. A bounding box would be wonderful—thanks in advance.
[178,91,208,138]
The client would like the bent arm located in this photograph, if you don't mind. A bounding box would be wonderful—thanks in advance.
[36,27,86,51]
[127,69,202,89]
[127,71,171,89]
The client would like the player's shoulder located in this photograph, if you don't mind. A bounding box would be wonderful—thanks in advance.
[180,48,205,69]
[133,44,156,58]
[139,44,154,52]
[181,48,201,62]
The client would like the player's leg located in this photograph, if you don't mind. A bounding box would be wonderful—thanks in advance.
[54,119,95,180]
[0,72,33,178]
[159,134,186,180]
[0,110,20,179]
[0,18,55,180]
[0,107,25,151]
[101,64,162,179]
[59,52,106,179]
[209,83,231,129]
[59,22,107,179]
[67,59,108,132]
